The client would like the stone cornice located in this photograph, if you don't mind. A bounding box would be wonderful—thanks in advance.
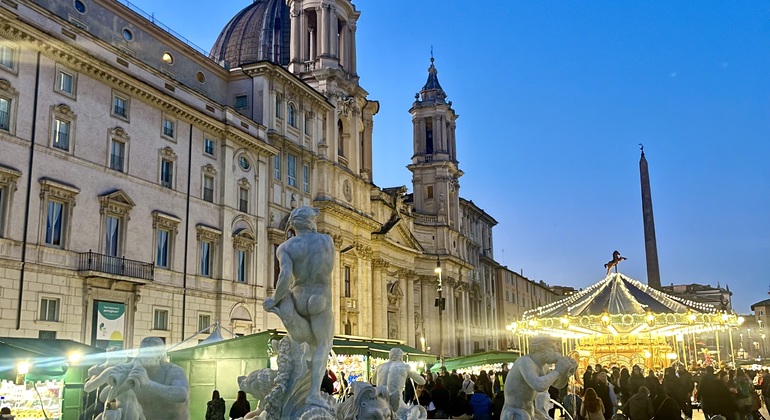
[313,198,380,231]
[242,62,332,111]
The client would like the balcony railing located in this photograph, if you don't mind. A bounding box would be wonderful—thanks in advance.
[78,251,154,281]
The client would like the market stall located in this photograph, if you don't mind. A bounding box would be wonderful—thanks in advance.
[168,330,434,420]
[0,338,104,420]
[508,273,742,374]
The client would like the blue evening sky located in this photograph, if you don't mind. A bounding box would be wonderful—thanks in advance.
[124,0,770,313]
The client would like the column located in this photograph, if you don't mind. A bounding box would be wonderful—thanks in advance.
[290,6,301,63]
[349,22,357,74]
[319,5,328,56]
[308,28,315,61]
[339,21,347,68]
[371,262,384,338]
[406,275,415,346]
[330,8,339,58]
[298,8,307,61]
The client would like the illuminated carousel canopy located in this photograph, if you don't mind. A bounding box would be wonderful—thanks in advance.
[512,273,742,339]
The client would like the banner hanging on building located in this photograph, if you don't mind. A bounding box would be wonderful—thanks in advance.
[93,301,126,350]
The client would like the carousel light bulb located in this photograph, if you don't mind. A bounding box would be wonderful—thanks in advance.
[738,316,745,325]
[643,351,651,359]
[560,317,569,325]
[601,314,610,323]
[688,313,696,322]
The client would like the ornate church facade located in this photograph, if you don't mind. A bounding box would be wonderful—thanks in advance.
[0,0,500,356]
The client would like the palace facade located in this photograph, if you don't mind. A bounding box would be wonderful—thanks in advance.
[0,0,501,357]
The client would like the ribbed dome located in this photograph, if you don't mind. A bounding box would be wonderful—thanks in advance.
[210,0,290,68]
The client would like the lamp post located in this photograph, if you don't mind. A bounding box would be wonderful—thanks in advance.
[434,257,444,366]
[762,334,767,357]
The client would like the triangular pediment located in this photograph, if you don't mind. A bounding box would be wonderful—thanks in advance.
[99,189,135,208]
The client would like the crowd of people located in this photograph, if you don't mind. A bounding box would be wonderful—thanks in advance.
[405,366,509,419]
[567,362,768,420]
[199,361,770,420]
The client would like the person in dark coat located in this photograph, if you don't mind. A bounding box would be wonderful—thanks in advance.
[629,365,646,397]
[621,386,654,420]
[229,390,251,420]
[661,367,681,419]
[321,370,335,395]
[594,372,616,420]
[430,377,452,418]
[645,370,662,400]
[618,367,631,405]
[651,391,683,420]
[205,390,226,420]
[449,391,472,419]
[583,366,595,393]
[676,364,694,419]
[469,384,493,420]
[446,370,462,398]
[477,370,493,397]
[491,391,505,420]
[698,365,717,418]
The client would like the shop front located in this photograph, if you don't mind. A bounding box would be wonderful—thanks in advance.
[0,338,104,420]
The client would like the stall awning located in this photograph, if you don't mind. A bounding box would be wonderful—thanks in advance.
[168,330,436,364]
[429,351,520,373]
[0,338,104,379]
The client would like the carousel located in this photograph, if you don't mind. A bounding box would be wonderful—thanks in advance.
[509,269,742,372]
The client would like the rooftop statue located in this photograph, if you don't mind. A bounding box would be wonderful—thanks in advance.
[501,335,576,420]
[604,250,627,276]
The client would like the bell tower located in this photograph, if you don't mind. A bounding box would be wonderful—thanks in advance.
[407,56,462,227]
[288,0,358,76]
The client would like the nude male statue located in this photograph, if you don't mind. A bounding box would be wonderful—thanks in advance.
[501,335,576,420]
[373,348,427,415]
[263,206,335,408]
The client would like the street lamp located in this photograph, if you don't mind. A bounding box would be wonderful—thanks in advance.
[762,334,767,357]
[434,257,445,366]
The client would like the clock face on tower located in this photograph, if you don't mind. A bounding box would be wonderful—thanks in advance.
[343,179,352,202]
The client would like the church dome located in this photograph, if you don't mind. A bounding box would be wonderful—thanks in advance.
[210,0,290,68]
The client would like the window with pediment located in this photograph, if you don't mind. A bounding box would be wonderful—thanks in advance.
[152,211,180,270]
[0,79,18,133]
[51,104,76,153]
[98,190,134,257]
[39,178,79,249]
[233,228,255,284]
[197,224,221,278]
[0,165,20,238]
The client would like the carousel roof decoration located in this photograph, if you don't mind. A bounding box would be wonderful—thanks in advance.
[511,272,742,339]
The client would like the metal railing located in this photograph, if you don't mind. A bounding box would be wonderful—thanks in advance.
[114,0,211,59]
[78,250,154,281]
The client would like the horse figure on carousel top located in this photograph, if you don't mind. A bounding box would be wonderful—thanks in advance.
[604,250,626,276]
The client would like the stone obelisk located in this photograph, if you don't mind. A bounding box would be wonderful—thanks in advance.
[639,145,661,289]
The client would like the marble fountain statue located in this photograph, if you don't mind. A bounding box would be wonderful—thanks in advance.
[82,206,576,420]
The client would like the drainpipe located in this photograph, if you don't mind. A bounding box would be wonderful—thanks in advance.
[16,52,41,330]
[180,123,193,339]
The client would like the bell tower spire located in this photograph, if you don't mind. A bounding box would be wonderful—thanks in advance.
[407,56,462,227]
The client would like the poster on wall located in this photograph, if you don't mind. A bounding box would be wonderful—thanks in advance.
[93,301,126,350]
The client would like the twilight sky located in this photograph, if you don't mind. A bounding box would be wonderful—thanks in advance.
[125,0,770,313]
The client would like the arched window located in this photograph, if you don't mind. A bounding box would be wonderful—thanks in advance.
[288,103,296,127]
